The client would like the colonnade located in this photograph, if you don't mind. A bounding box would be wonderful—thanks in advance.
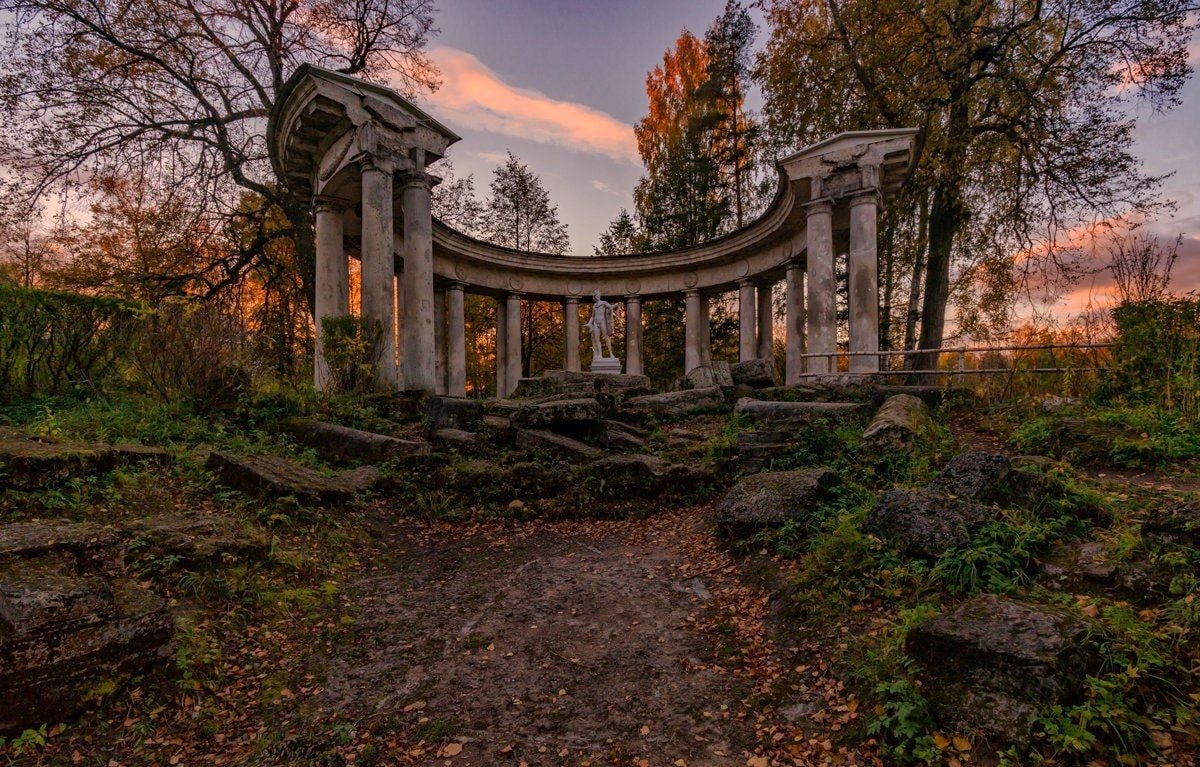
[273,66,911,400]
[312,177,883,398]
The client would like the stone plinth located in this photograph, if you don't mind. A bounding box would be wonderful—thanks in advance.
[590,357,622,375]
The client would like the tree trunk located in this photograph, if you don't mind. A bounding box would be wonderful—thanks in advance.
[282,194,316,317]
[879,208,897,352]
[914,99,970,380]
[903,191,929,353]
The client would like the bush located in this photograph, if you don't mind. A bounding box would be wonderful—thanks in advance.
[129,299,249,413]
[320,315,384,394]
[0,284,144,402]
[1112,298,1200,418]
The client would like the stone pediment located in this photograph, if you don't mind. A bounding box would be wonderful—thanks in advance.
[269,63,461,197]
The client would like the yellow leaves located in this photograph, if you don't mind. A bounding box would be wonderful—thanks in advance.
[402,699,426,712]
[933,732,972,753]
[441,742,462,757]
[747,756,770,767]
[640,725,651,735]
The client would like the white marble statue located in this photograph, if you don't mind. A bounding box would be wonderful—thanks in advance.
[586,289,616,361]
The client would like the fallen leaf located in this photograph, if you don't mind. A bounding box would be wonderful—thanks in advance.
[442,742,463,757]
[640,725,650,736]
[952,735,972,751]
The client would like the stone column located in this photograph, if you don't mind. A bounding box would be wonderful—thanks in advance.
[505,293,522,396]
[785,262,806,385]
[400,171,435,392]
[313,199,348,391]
[699,295,712,365]
[757,282,774,360]
[684,290,702,374]
[738,279,757,362]
[495,296,507,397]
[433,288,447,395]
[446,283,466,397]
[849,191,880,373]
[805,199,836,375]
[564,297,580,372]
[360,157,397,390]
[625,295,643,376]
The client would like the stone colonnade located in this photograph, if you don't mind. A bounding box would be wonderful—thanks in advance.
[272,66,913,399]
[312,182,885,397]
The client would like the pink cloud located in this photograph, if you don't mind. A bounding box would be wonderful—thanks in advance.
[412,47,640,165]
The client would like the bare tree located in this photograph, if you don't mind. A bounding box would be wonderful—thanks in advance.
[1109,230,1180,304]
[0,0,440,306]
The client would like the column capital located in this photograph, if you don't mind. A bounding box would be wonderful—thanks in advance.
[738,278,755,289]
[359,153,395,175]
[684,289,701,298]
[805,197,834,216]
[786,261,805,274]
[624,294,642,304]
[446,280,466,292]
[399,170,436,191]
[313,195,351,214]
[849,188,882,208]
[563,295,580,305]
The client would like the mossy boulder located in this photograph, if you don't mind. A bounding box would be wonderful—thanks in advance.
[715,468,839,543]
[907,594,1095,743]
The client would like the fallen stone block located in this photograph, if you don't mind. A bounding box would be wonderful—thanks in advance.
[621,388,725,420]
[510,397,603,429]
[125,515,268,567]
[0,520,123,573]
[686,362,733,390]
[907,594,1094,743]
[862,394,934,449]
[280,418,427,465]
[716,468,839,542]
[595,420,646,452]
[865,488,994,559]
[423,396,485,431]
[205,451,381,504]
[735,399,865,421]
[431,428,479,453]
[735,430,794,474]
[516,429,603,463]
[730,358,776,389]
[0,519,173,735]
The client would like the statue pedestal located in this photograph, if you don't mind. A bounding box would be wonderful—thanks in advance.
[590,357,622,375]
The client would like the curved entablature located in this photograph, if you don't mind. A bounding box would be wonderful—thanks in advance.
[269,63,919,394]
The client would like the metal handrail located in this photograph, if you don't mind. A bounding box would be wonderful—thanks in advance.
[797,342,1115,378]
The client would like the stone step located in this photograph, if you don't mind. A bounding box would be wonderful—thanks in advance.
[0,435,170,490]
[516,428,603,463]
[510,397,603,429]
[205,451,381,503]
[734,399,866,421]
[280,418,427,465]
[124,514,269,568]
[619,387,726,421]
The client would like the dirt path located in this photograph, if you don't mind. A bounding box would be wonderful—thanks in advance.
[309,506,842,767]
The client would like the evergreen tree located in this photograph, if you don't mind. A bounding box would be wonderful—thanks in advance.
[483,152,571,255]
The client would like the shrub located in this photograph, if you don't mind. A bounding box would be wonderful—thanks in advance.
[0,284,144,401]
[320,315,384,394]
[1111,298,1200,418]
[128,298,249,413]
